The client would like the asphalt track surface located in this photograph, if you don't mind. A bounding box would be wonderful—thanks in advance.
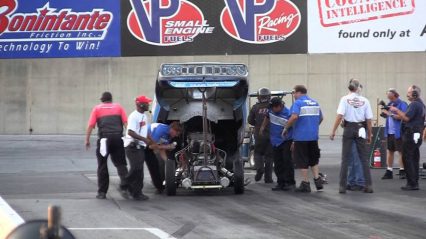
[1,135,426,239]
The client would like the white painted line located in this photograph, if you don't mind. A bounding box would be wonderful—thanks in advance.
[0,196,25,239]
[69,228,177,239]
[145,228,177,239]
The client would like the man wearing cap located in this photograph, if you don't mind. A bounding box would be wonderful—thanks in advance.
[260,97,295,191]
[248,87,273,183]
[330,79,374,193]
[380,89,408,180]
[123,95,153,200]
[85,92,129,199]
[283,85,324,193]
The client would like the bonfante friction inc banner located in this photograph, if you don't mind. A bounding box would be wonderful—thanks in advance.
[0,0,121,58]
[309,0,426,53]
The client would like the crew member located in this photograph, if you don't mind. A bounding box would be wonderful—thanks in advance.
[248,87,273,183]
[381,88,408,180]
[85,92,129,199]
[124,95,152,201]
[389,85,425,190]
[145,122,183,192]
[260,97,295,191]
[330,79,374,194]
[284,85,324,193]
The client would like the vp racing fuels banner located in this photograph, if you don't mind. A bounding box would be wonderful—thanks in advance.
[121,0,307,56]
[0,0,121,58]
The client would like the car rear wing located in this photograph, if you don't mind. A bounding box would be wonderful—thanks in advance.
[249,90,293,98]
[157,63,248,88]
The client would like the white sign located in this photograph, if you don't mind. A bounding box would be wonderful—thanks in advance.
[308,0,426,53]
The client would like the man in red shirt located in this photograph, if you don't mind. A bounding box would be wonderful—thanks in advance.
[85,92,129,199]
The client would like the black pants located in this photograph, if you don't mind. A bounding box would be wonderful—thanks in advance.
[402,130,423,187]
[144,148,164,190]
[125,146,145,197]
[339,125,372,188]
[96,137,128,194]
[273,140,295,186]
[254,137,273,182]
[273,140,296,186]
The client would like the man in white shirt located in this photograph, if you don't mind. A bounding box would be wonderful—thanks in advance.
[330,79,374,194]
[124,95,153,200]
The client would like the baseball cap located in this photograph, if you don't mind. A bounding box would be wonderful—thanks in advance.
[270,97,283,107]
[135,95,152,104]
[387,88,399,97]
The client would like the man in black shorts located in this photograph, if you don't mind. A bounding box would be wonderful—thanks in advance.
[283,85,324,193]
[380,89,408,179]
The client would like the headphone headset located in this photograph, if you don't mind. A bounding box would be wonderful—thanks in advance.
[411,85,419,99]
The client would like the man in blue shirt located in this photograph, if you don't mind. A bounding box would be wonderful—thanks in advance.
[380,89,408,179]
[283,85,323,193]
[145,121,182,193]
[260,97,295,191]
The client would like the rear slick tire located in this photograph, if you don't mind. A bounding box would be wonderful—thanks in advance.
[165,160,177,196]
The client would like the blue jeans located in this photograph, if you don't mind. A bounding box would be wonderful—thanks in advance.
[347,140,365,186]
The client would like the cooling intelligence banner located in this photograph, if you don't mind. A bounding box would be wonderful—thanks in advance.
[309,0,426,53]
[121,0,307,56]
[0,0,121,58]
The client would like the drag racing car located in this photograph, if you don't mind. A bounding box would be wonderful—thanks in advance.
[151,63,249,195]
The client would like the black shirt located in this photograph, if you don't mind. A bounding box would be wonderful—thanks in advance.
[404,98,425,129]
[248,102,270,140]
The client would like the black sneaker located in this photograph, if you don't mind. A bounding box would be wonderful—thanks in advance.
[399,170,406,179]
[314,177,324,191]
[363,186,374,193]
[265,179,274,184]
[118,188,130,199]
[381,170,393,179]
[295,181,311,193]
[401,185,419,191]
[271,185,284,191]
[96,192,106,199]
[346,185,355,191]
[133,193,149,201]
[282,184,295,191]
[254,172,263,182]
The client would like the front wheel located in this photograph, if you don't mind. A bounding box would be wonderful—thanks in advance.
[165,160,177,196]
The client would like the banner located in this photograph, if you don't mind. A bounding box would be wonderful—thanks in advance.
[0,0,121,58]
[121,0,307,56]
[308,0,426,53]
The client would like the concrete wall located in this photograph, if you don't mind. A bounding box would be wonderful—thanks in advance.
[0,53,425,135]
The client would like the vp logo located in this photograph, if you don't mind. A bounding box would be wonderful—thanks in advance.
[130,0,179,43]
[128,0,207,46]
[221,0,301,44]
[223,0,274,41]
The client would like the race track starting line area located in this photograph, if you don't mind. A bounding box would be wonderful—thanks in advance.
[0,196,176,239]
